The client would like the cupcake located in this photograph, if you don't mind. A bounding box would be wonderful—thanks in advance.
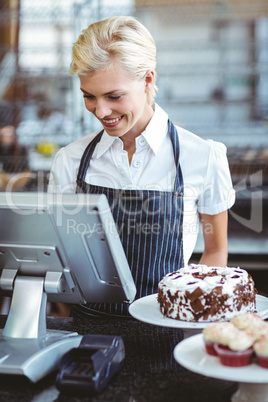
[245,322,268,341]
[214,331,255,367]
[253,338,268,368]
[230,313,264,330]
[202,322,238,356]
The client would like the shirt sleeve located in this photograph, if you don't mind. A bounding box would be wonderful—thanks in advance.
[197,140,235,215]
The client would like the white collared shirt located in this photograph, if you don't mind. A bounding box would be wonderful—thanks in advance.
[48,103,235,265]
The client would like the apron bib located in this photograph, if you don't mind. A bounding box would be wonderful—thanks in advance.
[73,120,184,317]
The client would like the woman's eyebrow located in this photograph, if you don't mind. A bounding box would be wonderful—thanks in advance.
[80,87,122,96]
[80,88,92,95]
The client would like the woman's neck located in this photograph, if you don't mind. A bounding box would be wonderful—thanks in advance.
[121,103,154,165]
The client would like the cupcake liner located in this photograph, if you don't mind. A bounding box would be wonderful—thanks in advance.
[214,344,253,367]
[255,355,268,369]
[204,340,217,356]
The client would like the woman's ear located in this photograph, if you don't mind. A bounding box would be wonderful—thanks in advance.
[144,70,155,93]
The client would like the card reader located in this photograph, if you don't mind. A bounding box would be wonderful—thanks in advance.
[56,334,125,394]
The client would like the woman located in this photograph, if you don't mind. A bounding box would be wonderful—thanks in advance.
[48,16,235,317]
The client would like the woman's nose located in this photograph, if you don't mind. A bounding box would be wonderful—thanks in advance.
[95,100,111,119]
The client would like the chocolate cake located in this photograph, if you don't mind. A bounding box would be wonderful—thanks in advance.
[157,264,256,322]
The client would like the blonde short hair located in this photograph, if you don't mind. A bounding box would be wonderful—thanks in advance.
[70,16,158,104]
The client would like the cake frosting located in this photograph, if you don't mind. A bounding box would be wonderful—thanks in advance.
[254,339,268,357]
[227,331,255,351]
[203,322,238,345]
[230,312,264,329]
[245,322,268,341]
[158,264,256,322]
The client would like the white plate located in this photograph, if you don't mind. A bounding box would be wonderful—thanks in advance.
[129,294,268,329]
[173,333,268,383]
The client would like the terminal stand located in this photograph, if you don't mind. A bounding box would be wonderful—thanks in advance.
[0,275,82,382]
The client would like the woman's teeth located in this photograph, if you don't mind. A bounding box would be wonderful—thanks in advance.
[103,117,121,124]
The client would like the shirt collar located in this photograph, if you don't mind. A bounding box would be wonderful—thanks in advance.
[95,130,117,159]
[95,103,169,158]
[142,103,169,155]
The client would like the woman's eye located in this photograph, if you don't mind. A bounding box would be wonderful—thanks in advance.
[109,95,121,100]
[83,95,94,99]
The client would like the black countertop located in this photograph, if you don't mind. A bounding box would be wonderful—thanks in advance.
[0,314,237,402]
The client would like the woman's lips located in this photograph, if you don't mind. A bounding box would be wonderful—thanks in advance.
[101,115,123,128]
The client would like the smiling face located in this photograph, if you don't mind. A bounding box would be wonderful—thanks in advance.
[79,64,154,142]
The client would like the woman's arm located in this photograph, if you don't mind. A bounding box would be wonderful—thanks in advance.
[198,210,228,267]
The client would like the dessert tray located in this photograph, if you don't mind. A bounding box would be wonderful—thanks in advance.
[128,294,268,329]
[174,334,268,402]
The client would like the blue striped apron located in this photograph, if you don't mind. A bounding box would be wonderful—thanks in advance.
[73,120,184,317]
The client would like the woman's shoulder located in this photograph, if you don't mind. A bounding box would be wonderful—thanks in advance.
[175,124,227,160]
[57,130,101,158]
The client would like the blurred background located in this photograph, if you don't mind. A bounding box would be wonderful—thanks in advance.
[0,0,267,295]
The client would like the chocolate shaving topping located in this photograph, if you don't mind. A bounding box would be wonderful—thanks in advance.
[185,287,205,301]
[190,297,204,313]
